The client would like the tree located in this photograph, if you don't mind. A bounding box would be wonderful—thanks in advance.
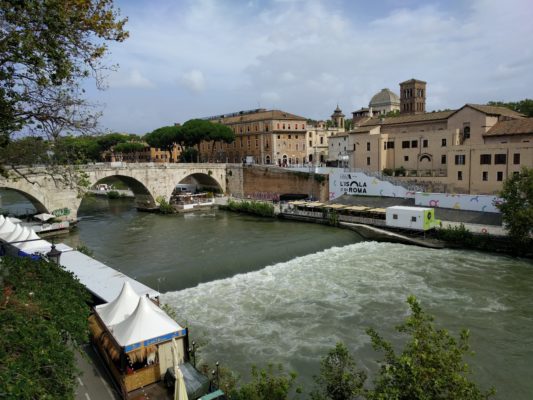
[229,364,300,400]
[497,167,533,247]
[144,126,182,162]
[312,296,494,400]
[310,343,366,400]
[366,296,494,400]
[0,256,91,399]
[487,99,533,117]
[207,123,235,161]
[0,0,128,142]
[113,141,147,162]
[96,133,130,152]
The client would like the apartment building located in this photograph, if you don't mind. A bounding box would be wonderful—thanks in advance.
[197,109,308,166]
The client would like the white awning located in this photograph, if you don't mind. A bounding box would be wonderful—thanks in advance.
[95,281,140,326]
[110,296,184,352]
[60,250,160,303]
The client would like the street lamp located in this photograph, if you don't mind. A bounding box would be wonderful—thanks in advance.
[46,242,62,265]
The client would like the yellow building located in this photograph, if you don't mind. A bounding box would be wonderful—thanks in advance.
[197,109,308,166]
[329,80,532,194]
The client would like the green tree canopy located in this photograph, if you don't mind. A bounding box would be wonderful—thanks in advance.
[0,0,128,142]
[497,167,533,247]
[310,342,366,400]
[229,364,299,400]
[144,125,182,161]
[96,133,130,152]
[311,296,494,400]
[180,119,212,147]
[487,99,533,117]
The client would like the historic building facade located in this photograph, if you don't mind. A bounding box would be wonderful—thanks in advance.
[330,79,532,194]
[197,109,308,166]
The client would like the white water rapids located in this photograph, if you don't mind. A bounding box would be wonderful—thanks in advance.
[163,241,533,399]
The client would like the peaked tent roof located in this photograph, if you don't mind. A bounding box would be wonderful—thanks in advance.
[110,296,184,351]
[0,216,16,235]
[17,229,50,251]
[95,281,141,326]
[2,224,23,242]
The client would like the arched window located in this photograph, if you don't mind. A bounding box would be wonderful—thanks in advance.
[463,126,471,139]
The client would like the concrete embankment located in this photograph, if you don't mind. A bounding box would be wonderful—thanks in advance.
[279,212,445,249]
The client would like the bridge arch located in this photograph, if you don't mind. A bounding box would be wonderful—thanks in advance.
[177,173,223,194]
[87,175,157,211]
[0,187,49,215]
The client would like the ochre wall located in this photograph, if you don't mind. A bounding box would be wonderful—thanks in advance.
[240,166,329,201]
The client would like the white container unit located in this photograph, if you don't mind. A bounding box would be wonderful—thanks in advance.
[386,206,441,231]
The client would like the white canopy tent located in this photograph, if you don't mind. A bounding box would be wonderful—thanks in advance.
[110,296,185,353]
[95,281,140,326]
[33,213,56,222]
[3,224,23,242]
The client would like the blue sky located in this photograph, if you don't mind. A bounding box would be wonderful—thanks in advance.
[83,0,533,134]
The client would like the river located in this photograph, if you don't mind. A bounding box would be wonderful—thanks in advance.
[2,191,532,398]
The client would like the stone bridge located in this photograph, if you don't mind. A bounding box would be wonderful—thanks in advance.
[0,163,229,220]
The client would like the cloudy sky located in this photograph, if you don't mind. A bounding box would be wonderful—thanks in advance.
[83,0,533,134]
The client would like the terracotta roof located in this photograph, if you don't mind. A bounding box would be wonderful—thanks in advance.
[400,78,427,85]
[349,127,373,134]
[464,104,525,118]
[218,109,307,124]
[484,118,533,136]
[359,110,454,127]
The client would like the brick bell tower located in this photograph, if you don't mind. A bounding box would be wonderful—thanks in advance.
[399,79,426,115]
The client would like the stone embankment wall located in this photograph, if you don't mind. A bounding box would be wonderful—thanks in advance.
[230,166,329,201]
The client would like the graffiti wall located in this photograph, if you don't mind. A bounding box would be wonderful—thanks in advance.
[329,171,415,200]
[415,193,502,213]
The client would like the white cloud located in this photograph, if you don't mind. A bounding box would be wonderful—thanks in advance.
[88,0,533,133]
[179,69,206,93]
[109,69,155,89]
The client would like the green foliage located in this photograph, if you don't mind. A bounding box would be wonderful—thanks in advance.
[180,147,199,163]
[366,295,494,400]
[497,167,533,246]
[394,166,406,176]
[144,125,182,161]
[0,256,91,399]
[382,168,393,176]
[0,136,50,166]
[54,135,102,164]
[226,199,275,217]
[178,119,235,161]
[310,343,366,400]
[76,244,94,257]
[327,210,339,226]
[383,110,401,118]
[229,364,299,400]
[0,0,128,140]
[312,297,494,400]
[96,133,130,151]
[437,223,473,244]
[156,195,175,214]
[314,174,326,183]
[487,99,533,117]
[106,190,120,199]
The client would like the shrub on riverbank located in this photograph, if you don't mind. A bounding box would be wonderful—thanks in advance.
[0,256,91,399]
[106,190,120,199]
[226,199,275,217]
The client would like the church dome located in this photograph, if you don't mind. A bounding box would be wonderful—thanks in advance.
[369,88,400,107]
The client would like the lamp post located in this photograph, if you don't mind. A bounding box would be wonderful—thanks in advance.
[46,242,62,265]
